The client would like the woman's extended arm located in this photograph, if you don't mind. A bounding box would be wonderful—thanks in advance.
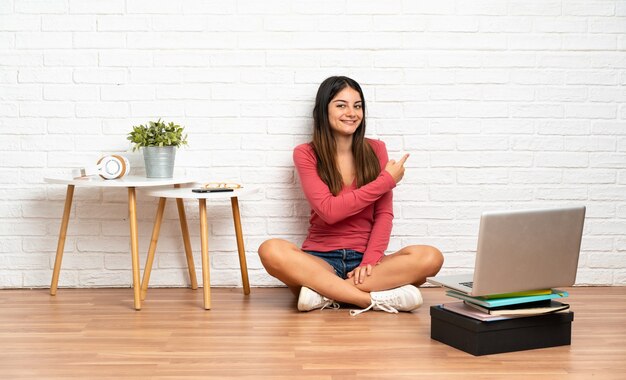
[293,143,396,225]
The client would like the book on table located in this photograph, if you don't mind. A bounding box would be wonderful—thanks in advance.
[441,300,570,322]
[463,299,570,316]
[445,288,569,308]
[480,289,553,299]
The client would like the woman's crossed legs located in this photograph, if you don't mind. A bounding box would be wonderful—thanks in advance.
[257,239,444,309]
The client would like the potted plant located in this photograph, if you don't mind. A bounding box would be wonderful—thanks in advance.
[127,119,188,178]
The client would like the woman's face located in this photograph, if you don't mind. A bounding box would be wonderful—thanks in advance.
[327,86,363,137]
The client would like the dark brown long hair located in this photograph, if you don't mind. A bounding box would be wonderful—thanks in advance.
[312,76,380,196]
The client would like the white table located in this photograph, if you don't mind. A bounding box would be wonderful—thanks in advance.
[44,175,196,310]
[141,186,259,309]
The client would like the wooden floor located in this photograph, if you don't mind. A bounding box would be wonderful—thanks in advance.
[0,287,625,379]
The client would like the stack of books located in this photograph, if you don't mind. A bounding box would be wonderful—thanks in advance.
[441,289,570,322]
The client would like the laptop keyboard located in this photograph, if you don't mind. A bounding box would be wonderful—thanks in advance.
[460,281,473,288]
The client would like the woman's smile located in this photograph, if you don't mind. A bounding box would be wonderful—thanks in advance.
[328,87,363,137]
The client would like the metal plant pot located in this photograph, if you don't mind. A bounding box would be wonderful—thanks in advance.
[143,146,176,178]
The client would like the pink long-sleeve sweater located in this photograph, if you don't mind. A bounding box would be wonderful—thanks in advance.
[293,138,397,266]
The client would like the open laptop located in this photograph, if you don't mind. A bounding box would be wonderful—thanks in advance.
[427,206,585,297]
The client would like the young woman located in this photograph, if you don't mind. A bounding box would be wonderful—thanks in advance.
[258,76,443,315]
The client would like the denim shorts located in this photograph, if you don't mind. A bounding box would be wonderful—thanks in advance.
[304,249,364,279]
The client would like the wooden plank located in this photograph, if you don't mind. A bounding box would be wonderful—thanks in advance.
[0,287,624,378]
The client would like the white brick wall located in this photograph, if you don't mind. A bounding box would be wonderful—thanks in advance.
[1,1,625,288]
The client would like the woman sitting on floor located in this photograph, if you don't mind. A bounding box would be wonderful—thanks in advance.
[258,76,443,316]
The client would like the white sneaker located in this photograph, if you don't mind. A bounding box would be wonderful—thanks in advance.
[350,285,423,316]
[297,286,340,312]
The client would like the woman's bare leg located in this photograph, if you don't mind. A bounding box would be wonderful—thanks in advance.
[344,245,444,292]
[258,239,371,307]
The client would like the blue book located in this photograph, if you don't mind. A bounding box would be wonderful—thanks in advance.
[446,289,569,308]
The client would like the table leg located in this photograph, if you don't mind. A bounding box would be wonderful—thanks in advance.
[140,197,167,301]
[231,197,250,295]
[176,197,198,290]
[199,199,211,310]
[50,185,75,296]
[128,187,141,310]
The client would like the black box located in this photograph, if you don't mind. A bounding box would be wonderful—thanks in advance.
[430,305,574,356]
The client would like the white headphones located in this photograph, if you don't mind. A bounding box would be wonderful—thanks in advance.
[73,155,131,180]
